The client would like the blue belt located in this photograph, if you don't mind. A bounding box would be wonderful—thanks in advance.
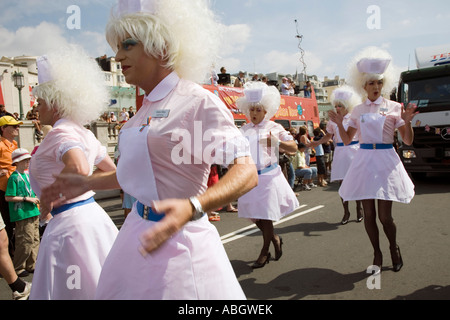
[360,143,393,150]
[336,141,359,147]
[136,201,165,222]
[258,163,278,175]
[51,197,95,217]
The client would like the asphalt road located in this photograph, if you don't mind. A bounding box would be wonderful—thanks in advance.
[1,173,449,301]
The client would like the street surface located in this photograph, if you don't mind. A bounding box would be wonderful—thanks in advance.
[1,173,449,300]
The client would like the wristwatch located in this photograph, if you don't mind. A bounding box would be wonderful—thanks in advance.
[188,196,205,221]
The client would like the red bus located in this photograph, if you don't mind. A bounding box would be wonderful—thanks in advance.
[202,84,320,135]
[135,83,320,135]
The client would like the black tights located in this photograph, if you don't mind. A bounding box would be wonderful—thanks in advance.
[254,220,280,262]
[362,199,399,263]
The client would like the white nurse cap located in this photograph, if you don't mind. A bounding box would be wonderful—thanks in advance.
[36,55,52,84]
[244,87,265,104]
[116,0,157,16]
[333,89,353,101]
[357,58,391,75]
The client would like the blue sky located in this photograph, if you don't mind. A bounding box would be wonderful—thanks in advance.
[1,0,449,81]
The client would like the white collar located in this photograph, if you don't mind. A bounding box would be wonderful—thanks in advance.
[250,120,268,127]
[144,72,180,103]
[365,96,384,106]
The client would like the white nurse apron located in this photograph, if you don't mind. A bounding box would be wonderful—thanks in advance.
[95,124,246,300]
[339,112,414,203]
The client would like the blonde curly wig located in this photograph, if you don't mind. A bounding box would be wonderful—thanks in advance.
[106,0,222,84]
[32,45,109,125]
[347,46,397,99]
[330,85,362,113]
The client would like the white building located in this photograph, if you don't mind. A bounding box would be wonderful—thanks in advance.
[0,56,39,119]
[96,55,136,115]
[0,54,136,119]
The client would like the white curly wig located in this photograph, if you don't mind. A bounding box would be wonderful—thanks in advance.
[347,46,397,99]
[236,82,281,121]
[33,45,109,125]
[106,0,222,83]
[330,85,362,113]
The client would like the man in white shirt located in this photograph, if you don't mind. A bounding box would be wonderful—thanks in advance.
[281,77,290,95]
[119,107,129,124]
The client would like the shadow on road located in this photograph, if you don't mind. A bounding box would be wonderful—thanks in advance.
[393,285,450,300]
[232,264,367,300]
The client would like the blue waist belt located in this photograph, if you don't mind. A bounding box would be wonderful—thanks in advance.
[51,197,95,217]
[360,143,393,150]
[336,141,359,147]
[258,163,278,175]
[136,201,165,222]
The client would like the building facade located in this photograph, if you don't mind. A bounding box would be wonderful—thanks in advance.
[0,56,38,119]
[0,54,136,120]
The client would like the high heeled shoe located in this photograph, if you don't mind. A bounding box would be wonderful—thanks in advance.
[251,252,271,269]
[274,237,283,261]
[371,252,383,274]
[357,211,363,222]
[356,203,363,222]
[391,245,403,272]
[341,212,350,225]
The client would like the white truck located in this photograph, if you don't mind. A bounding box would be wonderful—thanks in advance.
[397,44,450,178]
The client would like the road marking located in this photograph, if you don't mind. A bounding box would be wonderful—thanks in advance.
[221,205,324,244]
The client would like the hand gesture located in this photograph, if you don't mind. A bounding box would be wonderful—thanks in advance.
[138,198,193,255]
[328,110,344,125]
[27,197,40,205]
[401,103,418,123]
[39,201,52,221]
[262,131,279,148]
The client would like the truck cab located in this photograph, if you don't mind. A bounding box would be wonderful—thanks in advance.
[397,45,450,178]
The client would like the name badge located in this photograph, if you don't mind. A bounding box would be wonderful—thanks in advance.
[152,109,170,118]
[380,107,388,116]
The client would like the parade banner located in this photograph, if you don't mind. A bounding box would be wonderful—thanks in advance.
[136,84,320,129]
[202,84,321,127]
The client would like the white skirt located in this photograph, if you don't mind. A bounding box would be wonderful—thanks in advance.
[339,148,415,203]
[238,166,299,221]
[330,144,359,182]
[94,206,246,300]
[29,201,118,300]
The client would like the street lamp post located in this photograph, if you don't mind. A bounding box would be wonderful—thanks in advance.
[12,71,25,120]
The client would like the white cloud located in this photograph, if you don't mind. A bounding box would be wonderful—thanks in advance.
[0,22,70,57]
[0,21,112,59]
[219,24,251,56]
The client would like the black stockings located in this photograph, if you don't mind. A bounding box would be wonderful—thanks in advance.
[254,220,279,262]
[362,199,399,265]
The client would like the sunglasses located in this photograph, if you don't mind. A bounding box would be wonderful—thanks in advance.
[7,125,20,128]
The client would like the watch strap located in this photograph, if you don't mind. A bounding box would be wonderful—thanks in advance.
[189,196,205,221]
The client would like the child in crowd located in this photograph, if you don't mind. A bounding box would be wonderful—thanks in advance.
[5,148,40,277]
[313,127,328,187]
[292,143,318,191]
